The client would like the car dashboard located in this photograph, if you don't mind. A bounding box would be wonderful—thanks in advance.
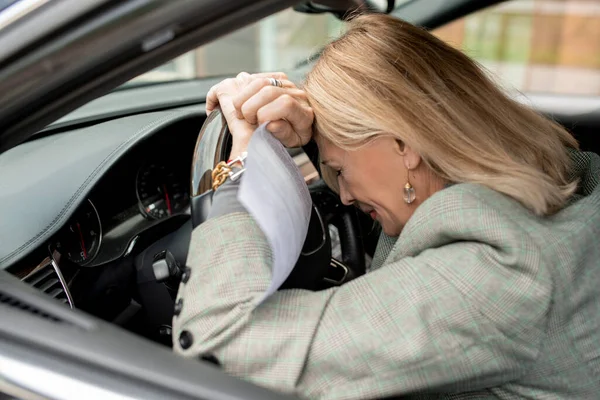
[1,104,325,343]
[2,108,205,338]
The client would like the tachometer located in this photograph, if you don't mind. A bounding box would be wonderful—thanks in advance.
[53,199,102,266]
[136,163,189,220]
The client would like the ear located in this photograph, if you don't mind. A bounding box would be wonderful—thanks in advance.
[394,140,421,170]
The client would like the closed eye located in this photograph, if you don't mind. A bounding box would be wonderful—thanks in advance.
[320,160,343,178]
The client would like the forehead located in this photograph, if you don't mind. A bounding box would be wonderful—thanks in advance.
[315,134,345,161]
[318,134,400,164]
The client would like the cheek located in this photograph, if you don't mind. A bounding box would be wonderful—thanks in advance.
[337,140,404,209]
[341,167,374,198]
[348,156,405,220]
[352,162,396,199]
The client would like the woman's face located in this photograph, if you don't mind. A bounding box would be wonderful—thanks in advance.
[317,135,443,236]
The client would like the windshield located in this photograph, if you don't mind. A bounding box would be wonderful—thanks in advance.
[126,2,414,86]
[127,9,344,86]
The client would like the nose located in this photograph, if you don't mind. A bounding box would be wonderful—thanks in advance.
[339,182,355,206]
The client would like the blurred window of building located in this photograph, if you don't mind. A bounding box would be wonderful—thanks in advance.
[131,9,345,84]
[434,0,600,96]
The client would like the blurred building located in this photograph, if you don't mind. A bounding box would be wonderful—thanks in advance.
[435,0,600,95]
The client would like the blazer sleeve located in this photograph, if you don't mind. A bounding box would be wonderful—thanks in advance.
[173,207,552,399]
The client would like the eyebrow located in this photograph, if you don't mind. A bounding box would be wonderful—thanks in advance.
[320,160,339,168]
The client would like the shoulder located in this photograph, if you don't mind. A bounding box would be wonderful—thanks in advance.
[415,182,524,223]
[385,184,554,332]
[394,183,540,259]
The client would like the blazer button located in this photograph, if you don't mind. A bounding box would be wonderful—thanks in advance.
[174,298,183,316]
[181,267,191,283]
[179,330,193,349]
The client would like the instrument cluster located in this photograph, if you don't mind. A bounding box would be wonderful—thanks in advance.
[52,161,190,267]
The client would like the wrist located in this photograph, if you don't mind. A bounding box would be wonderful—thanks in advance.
[229,141,249,161]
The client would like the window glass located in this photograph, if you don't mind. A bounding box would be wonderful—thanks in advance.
[129,9,344,84]
[433,0,600,96]
[0,0,21,13]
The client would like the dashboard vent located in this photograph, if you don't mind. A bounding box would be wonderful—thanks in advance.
[0,292,62,323]
[22,258,74,309]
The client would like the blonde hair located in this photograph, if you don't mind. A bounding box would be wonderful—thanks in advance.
[305,14,578,216]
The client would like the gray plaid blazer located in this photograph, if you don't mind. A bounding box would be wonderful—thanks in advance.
[173,151,600,399]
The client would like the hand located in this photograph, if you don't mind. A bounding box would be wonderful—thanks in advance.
[231,73,314,148]
[206,72,314,159]
[206,73,261,159]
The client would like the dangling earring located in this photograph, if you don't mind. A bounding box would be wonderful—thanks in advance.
[403,167,415,204]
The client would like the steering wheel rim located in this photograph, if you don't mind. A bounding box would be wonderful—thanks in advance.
[190,110,231,200]
[189,110,365,290]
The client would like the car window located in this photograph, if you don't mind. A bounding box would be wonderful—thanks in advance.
[129,8,344,85]
[128,2,419,86]
[433,0,600,96]
[0,0,20,13]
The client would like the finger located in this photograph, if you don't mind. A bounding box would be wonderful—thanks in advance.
[206,84,220,115]
[251,72,288,80]
[206,78,236,115]
[208,73,291,116]
[265,120,297,146]
[257,95,314,147]
[236,71,252,85]
[241,87,307,125]
[232,78,297,118]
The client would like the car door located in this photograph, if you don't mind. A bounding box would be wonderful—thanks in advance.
[0,1,302,399]
[6,0,582,399]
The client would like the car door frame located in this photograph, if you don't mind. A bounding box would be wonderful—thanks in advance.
[0,0,299,153]
[0,0,512,398]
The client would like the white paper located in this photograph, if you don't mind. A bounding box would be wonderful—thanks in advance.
[238,124,312,302]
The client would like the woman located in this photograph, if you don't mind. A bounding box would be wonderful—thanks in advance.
[173,14,600,399]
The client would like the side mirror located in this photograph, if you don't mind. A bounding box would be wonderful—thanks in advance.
[294,0,395,20]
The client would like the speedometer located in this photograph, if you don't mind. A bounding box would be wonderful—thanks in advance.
[53,199,102,266]
[136,163,189,220]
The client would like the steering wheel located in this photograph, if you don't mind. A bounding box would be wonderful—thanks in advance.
[188,110,365,290]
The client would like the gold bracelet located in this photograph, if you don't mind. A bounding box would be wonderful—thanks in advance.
[211,152,248,191]
[211,162,232,191]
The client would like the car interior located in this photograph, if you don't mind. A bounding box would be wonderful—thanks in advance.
[0,0,599,398]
